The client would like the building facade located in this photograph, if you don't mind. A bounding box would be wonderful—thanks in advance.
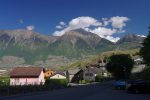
[10,67,45,86]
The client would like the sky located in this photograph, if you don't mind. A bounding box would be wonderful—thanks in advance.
[0,0,150,42]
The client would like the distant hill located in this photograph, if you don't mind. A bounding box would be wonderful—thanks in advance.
[116,34,145,50]
[0,29,145,68]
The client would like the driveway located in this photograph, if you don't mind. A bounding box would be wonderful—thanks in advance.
[1,81,150,100]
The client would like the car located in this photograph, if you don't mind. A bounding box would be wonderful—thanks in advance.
[113,80,126,90]
[126,80,150,93]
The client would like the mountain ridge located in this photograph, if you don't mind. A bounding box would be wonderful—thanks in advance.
[0,29,145,67]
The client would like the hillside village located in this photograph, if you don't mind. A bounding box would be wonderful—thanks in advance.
[0,54,144,86]
[0,49,144,86]
[9,63,109,86]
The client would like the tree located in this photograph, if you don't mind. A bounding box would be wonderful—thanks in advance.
[140,27,150,66]
[106,54,134,80]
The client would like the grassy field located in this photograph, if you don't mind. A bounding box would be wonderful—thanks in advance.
[59,49,140,70]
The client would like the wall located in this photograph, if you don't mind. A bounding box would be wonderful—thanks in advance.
[83,69,96,81]
[10,70,45,86]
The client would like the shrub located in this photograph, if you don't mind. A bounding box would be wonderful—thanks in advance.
[0,79,69,96]
[139,67,150,80]
[95,74,103,82]
[79,80,90,84]
[45,79,68,89]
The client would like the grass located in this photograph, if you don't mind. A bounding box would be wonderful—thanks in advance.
[59,49,139,70]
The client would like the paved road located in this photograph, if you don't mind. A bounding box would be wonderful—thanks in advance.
[1,81,150,100]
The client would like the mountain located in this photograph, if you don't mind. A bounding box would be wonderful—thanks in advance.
[0,29,58,49]
[49,29,115,57]
[116,34,145,50]
[0,29,57,64]
[117,34,145,44]
[0,29,146,68]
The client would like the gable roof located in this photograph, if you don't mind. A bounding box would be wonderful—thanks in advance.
[67,69,80,75]
[10,67,44,78]
[85,67,102,74]
[50,71,66,77]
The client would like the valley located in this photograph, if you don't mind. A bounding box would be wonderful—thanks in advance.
[0,29,145,69]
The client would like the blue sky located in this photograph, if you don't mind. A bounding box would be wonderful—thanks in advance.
[0,0,150,41]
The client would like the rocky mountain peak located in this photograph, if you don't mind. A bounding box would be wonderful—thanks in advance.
[117,33,145,44]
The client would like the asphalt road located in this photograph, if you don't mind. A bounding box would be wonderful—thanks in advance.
[1,81,150,100]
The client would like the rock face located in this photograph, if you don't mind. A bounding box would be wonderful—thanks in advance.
[117,34,145,44]
[0,29,145,66]
[116,34,145,50]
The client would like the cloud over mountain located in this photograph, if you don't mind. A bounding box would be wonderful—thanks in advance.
[26,25,35,31]
[53,16,129,42]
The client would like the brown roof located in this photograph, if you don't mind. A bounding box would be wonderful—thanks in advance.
[10,67,44,78]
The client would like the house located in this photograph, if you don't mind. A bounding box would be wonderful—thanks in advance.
[66,69,83,83]
[44,69,54,79]
[50,72,66,79]
[10,67,45,86]
[83,67,105,82]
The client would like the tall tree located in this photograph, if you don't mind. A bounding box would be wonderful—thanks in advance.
[140,27,150,66]
[106,54,134,80]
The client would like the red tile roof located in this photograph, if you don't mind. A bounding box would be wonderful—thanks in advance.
[10,67,44,78]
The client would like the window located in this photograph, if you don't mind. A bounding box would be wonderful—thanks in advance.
[85,73,89,76]
[85,73,93,76]
[90,73,93,76]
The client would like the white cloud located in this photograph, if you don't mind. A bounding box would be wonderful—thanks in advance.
[85,27,119,42]
[102,18,109,26]
[105,36,120,43]
[59,21,66,26]
[56,21,66,29]
[89,27,117,36]
[109,16,129,29]
[53,16,102,36]
[53,27,70,36]
[137,34,146,38]
[69,16,102,29]
[56,25,63,29]
[53,16,130,42]
[26,25,35,31]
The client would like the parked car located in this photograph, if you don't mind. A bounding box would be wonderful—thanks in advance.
[126,80,150,93]
[114,80,126,90]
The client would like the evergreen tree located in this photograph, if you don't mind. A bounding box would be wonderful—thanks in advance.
[140,27,150,66]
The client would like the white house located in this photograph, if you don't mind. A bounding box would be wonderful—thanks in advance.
[50,72,66,79]
[10,67,45,86]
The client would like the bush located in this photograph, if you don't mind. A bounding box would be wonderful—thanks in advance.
[45,79,68,89]
[0,77,10,86]
[0,84,47,96]
[95,74,103,82]
[139,67,150,80]
[0,79,69,96]
[79,80,90,84]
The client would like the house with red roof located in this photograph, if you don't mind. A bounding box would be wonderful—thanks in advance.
[10,66,45,86]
